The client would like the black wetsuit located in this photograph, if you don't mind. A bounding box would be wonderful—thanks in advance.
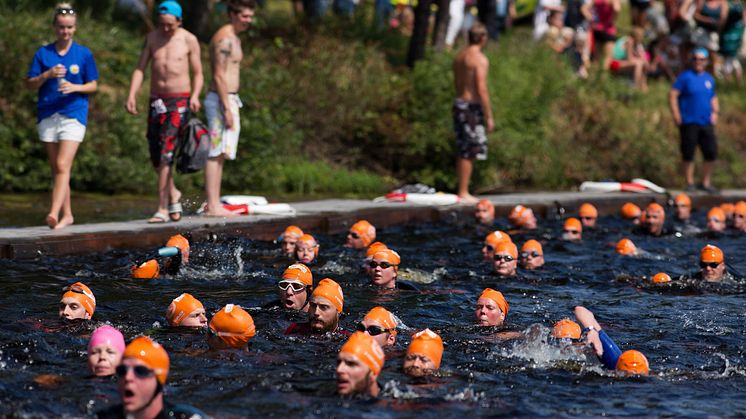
[97,401,207,419]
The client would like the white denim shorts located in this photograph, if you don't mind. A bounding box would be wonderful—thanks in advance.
[37,113,86,143]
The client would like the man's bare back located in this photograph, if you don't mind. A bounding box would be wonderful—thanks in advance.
[453,45,492,130]
[209,25,243,94]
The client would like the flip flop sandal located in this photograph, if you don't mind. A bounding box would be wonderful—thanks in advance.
[148,212,169,224]
[168,202,183,222]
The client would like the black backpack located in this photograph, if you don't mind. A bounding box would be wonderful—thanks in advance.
[176,118,210,174]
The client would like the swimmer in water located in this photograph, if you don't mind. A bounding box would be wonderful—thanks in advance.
[733,201,746,231]
[59,282,95,321]
[88,325,125,377]
[482,230,511,263]
[578,203,598,229]
[358,306,398,348]
[278,263,313,312]
[615,238,639,256]
[336,332,385,397]
[642,202,667,236]
[403,329,443,377]
[620,202,642,225]
[285,278,347,336]
[562,218,582,241]
[696,244,731,282]
[279,225,304,257]
[368,248,400,289]
[475,288,508,326]
[673,193,692,222]
[294,234,319,265]
[551,319,581,341]
[508,205,538,230]
[165,293,207,327]
[163,234,189,275]
[131,259,160,279]
[706,207,726,233]
[573,306,649,375]
[208,304,256,350]
[98,335,207,418]
[721,203,735,227]
[364,242,388,274]
[519,240,544,270]
[474,199,495,225]
[493,241,518,277]
[346,220,376,250]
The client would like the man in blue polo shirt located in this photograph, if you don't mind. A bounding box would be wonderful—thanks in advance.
[669,48,720,194]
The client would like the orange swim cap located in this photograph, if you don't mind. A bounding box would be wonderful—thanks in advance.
[282,225,304,240]
[652,272,672,283]
[165,293,204,326]
[521,239,543,256]
[551,319,581,340]
[371,249,401,266]
[209,304,256,348]
[350,220,376,247]
[620,202,642,220]
[494,241,518,259]
[165,234,190,264]
[340,332,386,376]
[476,199,495,213]
[735,201,746,217]
[364,306,398,336]
[674,193,691,207]
[508,205,533,227]
[700,244,724,263]
[616,350,649,375]
[479,288,509,317]
[366,242,388,259]
[296,234,319,255]
[312,278,344,313]
[282,263,313,287]
[485,231,512,248]
[707,207,725,222]
[564,217,582,232]
[62,282,96,317]
[123,336,169,385]
[615,238,638,255]
[407,329,444,368]
[579,203,598,219]
[646,202,665,216]
[720,203,735,218]
[132,259,160,279]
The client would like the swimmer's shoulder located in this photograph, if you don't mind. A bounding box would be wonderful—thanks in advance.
[396,281,420,292]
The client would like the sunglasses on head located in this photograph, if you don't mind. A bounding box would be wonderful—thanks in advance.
[520,251,541,258]
[55,7,76,16]
[348,232,360,239]
[356,323,394,336]
[494,254,514,262]
[115,364,154,380]
[700,261,721,269]
[369,261,395,269]
[563,229,579,234]
[278,280,306,292]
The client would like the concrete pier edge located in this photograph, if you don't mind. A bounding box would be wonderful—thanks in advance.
[1,190,744,259]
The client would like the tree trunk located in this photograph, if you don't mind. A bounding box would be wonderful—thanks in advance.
[431,0,451,50]
[407,0,433,67]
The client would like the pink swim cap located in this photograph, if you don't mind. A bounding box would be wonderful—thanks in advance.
[88,325,125,355]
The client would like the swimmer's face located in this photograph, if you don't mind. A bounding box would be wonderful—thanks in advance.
[360,318,396,347]
[346,231,366,250]
[281,237,299,257]
[53,14,76,42]
[562,228,581,241]
[674,203,691,220]
[294,241,318,264]
[336,352,373,395]
[158,14,180,36]
[474,297,505,326]
[308,296,338,332]
[59,297,90,320]
[580,216,597,229]
[369,259,397,289]
[229,6,255,33]
[180,308,208,328]
[403,353,438,377]
[645,210,665,235]
[519,250,545,270]
[117,358,160,414]
[474,206,494,225]
[278,281,309,311]
[734,213,746,230]
[700,260,725,282]
[522,211,538,230]
[482,243,496,262]
[707,216,726,233]
[493,252,517,277]
[88,343,123,377]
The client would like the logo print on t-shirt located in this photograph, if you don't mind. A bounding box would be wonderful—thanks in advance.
[705,80,712,89]
[70,64,80,75]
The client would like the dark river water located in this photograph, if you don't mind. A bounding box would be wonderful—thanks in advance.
[1,210,745,417]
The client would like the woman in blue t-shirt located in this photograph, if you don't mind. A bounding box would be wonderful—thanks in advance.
[24,3,98,229]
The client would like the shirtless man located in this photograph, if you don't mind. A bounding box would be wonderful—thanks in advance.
[125,1,203,223]
[203,0,255,217]
[452,22,494,204]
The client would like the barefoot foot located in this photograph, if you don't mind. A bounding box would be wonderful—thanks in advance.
[54,216,74,230]
[203,206,240,218]
[46,214,58,229]
[457,193,479,204]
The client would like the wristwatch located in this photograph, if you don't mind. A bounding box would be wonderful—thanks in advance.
[582,326,597,334]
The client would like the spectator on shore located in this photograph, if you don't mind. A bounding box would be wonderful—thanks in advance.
[719,0,744,84]
[609,27,650,91]
[592,0,621,70]
[544,11,575,53]
[534,0,564,40]
[453,23,494,204]
[25,3,99,230]
[125,1,203,224]
[669,47,719,193]
[446,0,467,49]
[564,0,592,77]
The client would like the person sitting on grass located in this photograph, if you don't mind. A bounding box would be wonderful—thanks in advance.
[608,26,649,91]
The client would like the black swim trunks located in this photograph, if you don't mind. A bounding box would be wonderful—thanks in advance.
[453,99,488,160]
[147,93,190,168]
[680,124,717,162]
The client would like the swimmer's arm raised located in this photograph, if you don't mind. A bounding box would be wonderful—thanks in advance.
[574,306,603,356]
[475,56,494,131]
[188,33,204,113]
[126,37,153,114]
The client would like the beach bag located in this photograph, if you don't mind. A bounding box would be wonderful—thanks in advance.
[176,118,210,174]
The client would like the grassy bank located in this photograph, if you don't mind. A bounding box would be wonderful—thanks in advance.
[1,4,745,199]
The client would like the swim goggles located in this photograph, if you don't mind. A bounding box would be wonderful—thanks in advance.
[369,261,396,269]
[348,231,360,239]
[579,216,596,221]
[700,261,721,269]
[115,364,154,380]
[278,280,306,292]
[493,254,514,262]
[563,229,580,235]
[356,323,395,336]
[520,251,541,258]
